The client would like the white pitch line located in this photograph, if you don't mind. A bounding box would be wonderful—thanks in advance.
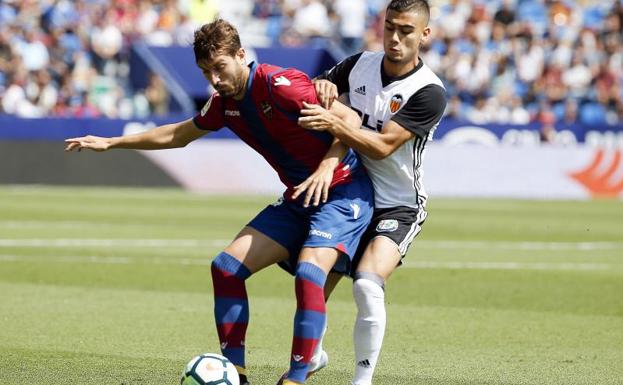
[0,254,211,266]
[0,239,230,248]
[0,254,618,271]
[0,239,621,251]
[403,261,616,271]
[416,240,623,250]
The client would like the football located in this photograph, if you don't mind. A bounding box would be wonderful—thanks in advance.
[180,353,240,385]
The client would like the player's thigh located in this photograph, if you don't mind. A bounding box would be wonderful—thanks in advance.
[224,226,289,274]
[355,236,402,281]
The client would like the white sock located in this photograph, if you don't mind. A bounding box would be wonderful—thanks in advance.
[352,278,385,385]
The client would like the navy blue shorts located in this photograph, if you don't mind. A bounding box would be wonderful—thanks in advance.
[248,170,374,275]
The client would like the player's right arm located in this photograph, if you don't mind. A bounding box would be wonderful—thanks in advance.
[313,53,362,109]
[64,119,207,152]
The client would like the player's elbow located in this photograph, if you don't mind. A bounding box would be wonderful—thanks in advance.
[368,144,395,160]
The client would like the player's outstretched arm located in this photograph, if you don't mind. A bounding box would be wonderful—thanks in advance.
[299,102,413,160]
[65,119,206,152]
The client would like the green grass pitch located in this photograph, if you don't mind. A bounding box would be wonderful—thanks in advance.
[0,186,622,385]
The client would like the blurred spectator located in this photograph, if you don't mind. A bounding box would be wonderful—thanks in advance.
[14,29,50,71]
[292,0,331,39]
[537,101,557,143]
[145,73,169,116]
[333,0,367,55]
[0,0,621,125]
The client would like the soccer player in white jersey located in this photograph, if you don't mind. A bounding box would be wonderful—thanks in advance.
[291,1,447,384]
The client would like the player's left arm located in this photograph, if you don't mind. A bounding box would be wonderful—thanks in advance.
[292,101,359,206]
[291,136,347,206]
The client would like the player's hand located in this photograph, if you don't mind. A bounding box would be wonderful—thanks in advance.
[299,102,337,132]
[312,79,338,109]
[292,160,337,207]
[64,136,112,152]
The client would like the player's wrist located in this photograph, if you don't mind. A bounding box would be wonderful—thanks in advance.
[319,157,340,169]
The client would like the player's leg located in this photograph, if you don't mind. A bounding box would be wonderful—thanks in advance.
[285,246,341,384]
[351,206,426,385]
[281,168,374,384]
[351,237,401,385]
[212,226,290,382]
[213,199,307,384]
[277,271,340,384]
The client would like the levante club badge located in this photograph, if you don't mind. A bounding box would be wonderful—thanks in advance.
[389,94,403,113]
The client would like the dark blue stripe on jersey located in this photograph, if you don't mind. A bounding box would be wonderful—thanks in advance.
[238,65,311,186]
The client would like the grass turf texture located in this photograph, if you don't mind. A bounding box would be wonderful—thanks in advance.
[0,186,622,385]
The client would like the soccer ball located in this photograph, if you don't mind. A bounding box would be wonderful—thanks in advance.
[180,353,240,385]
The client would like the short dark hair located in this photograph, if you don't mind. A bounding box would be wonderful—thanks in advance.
[387,0,430,22]
[193,19,241,62]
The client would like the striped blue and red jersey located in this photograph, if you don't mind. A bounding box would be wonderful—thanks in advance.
[192,62,361,200]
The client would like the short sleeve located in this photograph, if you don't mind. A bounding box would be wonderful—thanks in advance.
[269,69,319,113]
[390,84,447,139]
[192,92,225,131]
[317,53,362,95]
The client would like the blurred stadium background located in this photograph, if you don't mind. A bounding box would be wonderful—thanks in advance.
[0,0,622,197]
[1,1,622,385]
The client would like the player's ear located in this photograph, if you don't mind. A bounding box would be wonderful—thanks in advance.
[236,48,246,64]
[420,27,431,45]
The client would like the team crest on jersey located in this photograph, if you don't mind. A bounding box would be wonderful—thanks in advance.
[261,101,273,119]
[389,94,403,113]
[376,219,398,232]
[200,94,214,116]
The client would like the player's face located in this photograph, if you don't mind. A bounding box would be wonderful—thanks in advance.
[198,49,247,98]
[383,9,430,65]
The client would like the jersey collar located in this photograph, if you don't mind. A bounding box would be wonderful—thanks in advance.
[241,61,258,102]
[380,57,424,88]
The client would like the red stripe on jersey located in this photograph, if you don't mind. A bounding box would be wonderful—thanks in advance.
[252,64,335,176]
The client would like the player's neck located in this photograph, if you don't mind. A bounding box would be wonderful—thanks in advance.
[382,54,420,78]
[232,66,251,101]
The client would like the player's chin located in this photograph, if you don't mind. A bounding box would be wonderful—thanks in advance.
[215,87,234,97]
[386,52,403,63]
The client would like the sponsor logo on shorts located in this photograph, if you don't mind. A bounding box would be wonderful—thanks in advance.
[309,229,332,239]
[225,110,240,116]
[376,219,398,233]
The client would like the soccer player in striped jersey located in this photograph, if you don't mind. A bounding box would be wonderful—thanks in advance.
[65,19,374,385]
[294,1,447,384]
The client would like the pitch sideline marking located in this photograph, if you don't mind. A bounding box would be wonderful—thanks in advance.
[0,239,622,250]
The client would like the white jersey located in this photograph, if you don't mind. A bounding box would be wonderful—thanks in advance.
[325,51,446,209]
